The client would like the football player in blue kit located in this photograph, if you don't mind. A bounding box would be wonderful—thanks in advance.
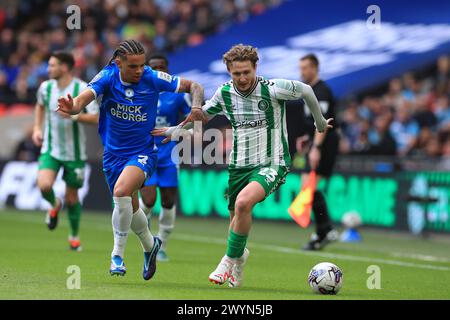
[139,54,192,262]
[57,40,204,280]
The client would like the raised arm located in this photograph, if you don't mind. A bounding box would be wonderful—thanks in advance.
[299,83,332,132]
[177,78,207,124]
[273,79,333,133]
[57,88,96,115]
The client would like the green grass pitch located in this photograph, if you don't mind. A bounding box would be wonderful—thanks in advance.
[1,208,450,300]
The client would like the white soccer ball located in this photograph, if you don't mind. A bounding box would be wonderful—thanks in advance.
[308,262,343,295]
[341,211,362,229]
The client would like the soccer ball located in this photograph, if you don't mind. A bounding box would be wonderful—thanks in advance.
[308,262,343,295]
[341,211,362,229]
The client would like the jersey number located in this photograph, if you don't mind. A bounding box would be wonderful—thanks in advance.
[258,168,278,183]
[138,155,148,165]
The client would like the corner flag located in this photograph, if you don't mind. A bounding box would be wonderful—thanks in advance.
[288,171,317,228]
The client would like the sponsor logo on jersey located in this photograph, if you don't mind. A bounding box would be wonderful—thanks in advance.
[110,103,148,122]
[90,71,103,84]
[234,118,268,128]
[157,71,172,83]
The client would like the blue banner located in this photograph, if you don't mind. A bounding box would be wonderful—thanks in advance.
[168,0,450,99]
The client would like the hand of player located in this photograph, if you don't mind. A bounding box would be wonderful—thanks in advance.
[296,135,309,154]
[180,107,206,127]
[32,128,43,147]
[309,145,321,171]
[316,118,334,133]
[151,127,171,144]
[57,109,71,119]
[56,93,76,115]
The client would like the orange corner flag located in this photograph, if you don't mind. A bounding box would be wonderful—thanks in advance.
[288,171,317,228]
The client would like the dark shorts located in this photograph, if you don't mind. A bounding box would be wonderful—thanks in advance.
[299,130,339,177]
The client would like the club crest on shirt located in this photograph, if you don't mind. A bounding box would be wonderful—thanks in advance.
[258,100,269,111]
[125,88,134,98]
[125,88,134,102]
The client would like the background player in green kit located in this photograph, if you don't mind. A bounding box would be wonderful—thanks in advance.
[32,52,99,251]
[153,44,333,288]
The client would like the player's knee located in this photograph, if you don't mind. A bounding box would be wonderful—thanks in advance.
[65,193,79,206]
[38,180,53,193]
[113,185,131,198]
[234,197,253,215]
[142,197,156,208]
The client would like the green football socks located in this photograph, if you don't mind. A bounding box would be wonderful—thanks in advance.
[226,230,248,258]
[67,202,81,237]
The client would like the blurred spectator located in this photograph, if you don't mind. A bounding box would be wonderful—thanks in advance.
[434,94,450,131]
[382,78,404,111]
[339,102,363,153]
[436,55,450,94]
[365,112,396,156]
[389,101,420,157]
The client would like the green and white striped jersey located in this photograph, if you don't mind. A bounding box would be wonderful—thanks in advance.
[202,77,306,168]
[36,78,99,161]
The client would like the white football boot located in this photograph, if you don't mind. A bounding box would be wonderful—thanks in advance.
[228,248,250,288]
[208,255,235,285]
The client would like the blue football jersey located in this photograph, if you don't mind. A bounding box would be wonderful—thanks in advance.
[88,62,180,157]
[154,91,191,166]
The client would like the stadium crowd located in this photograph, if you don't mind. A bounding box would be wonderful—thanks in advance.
[0,0,281,107]
[1,0,449,159]
[338,55,450,159]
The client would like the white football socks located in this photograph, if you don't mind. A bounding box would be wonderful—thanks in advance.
[158,206,175,251]
[111,196,133,258]
[131,208,155,252]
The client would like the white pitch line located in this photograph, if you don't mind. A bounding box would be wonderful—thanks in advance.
[173,233,450,272]
[391,252,450,263]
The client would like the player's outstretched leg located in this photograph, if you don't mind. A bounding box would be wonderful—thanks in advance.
[229,248,250,288]
[130,206,162,280]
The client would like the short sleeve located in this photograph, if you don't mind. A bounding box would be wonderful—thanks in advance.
[79,82,99,114]
[87,68,110,98]
[36,81,47,105]
[179,93,192,116]
[271,79,305,101]
[202,87,224,117]
[151,70,180,93]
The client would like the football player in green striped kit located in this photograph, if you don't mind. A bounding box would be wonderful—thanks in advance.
[153,44,333,288]
[32,52,99,251]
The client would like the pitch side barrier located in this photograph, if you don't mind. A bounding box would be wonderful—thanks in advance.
[0,157,448,234]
